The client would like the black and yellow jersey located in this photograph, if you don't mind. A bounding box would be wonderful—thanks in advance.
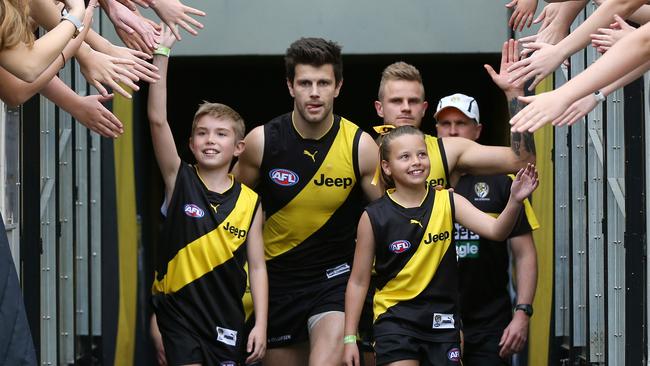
[259,113,364,292]
[454,174,539,339]
[152,162,259,347]
[366,188,458,342]
[425,134,449,189]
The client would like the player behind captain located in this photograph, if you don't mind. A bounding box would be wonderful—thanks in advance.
[233,37,382,365]
[342,126,539,366]
[435,92,538,365]
[148,26,268,366]
[373,39,535,188]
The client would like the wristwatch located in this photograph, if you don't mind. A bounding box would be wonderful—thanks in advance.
[60,8,84,38]
[514,304,533,317]
[594,90,606,103]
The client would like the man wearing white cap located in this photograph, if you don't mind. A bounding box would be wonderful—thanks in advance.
[435,91,539,365]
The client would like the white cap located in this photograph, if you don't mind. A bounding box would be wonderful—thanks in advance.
[434,93,480,124]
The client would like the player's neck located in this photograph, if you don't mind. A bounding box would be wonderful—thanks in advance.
[390,183,428,208]
[292,110,334,140]
[194,164,233,194]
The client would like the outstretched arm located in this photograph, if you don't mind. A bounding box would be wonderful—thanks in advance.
[0,0,95,82]
[498,232,537,358]
[454,164,538,241]
[508,0,646,89]
[343,212,375,366]
[147,26,181,200]
[510,20,650,132]
[484,39,536,165]
[245,206,268,364]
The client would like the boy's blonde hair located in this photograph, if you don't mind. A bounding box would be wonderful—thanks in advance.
[0,0,35,49]
[191,101,246,141]
[378,62,424,101]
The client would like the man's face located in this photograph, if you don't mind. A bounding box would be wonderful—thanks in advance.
[375,80,428,128]
[287,63,342,125]
[435,108,482,141]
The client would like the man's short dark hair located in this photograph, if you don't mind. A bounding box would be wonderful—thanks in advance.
[285,37,343,84]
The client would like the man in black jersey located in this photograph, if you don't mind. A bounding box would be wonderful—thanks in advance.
[233,38,382,366]
[434,41,539,366]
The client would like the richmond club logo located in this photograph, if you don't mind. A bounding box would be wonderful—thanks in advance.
[270,168,299,186]
[474,182,489,198]
[184,204,205,218]
[389,240,411,253]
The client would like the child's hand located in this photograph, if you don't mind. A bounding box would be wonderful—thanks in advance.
[245,324,267,364]
[510,163,539,202]
[343,343,361,366]
[160,23,179,50]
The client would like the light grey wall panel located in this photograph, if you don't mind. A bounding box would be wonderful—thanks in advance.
[103,1,508,56]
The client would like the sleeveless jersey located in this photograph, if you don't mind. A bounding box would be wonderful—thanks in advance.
[259,113,363,291]
[454,174,539,338]
[366,188,458,342]
[152,162,259,346]
[425,134,450,188]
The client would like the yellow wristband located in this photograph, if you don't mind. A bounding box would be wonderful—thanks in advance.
[153,46,171,57]
[343,335,357,344]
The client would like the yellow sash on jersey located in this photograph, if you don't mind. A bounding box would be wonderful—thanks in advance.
[425,135,448,188]
[374,190,454,321]
[264,119,358,260]
[152,185,258,294]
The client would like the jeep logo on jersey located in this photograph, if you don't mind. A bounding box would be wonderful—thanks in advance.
[269,168,299,186]
[223,222,247,239]
[427,177,445,188]
[389,240,411,253]
[313,174,353,189]
[424,230,450,244]
[184,204,205,218]
[447,348,460,362]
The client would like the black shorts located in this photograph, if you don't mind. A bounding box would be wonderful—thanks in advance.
[374,334,460,366]
[154,297,244,365]
[463,332,511,366]
[266,277,347,348]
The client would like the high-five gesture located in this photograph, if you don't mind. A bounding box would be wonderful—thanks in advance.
[510,164,539,203]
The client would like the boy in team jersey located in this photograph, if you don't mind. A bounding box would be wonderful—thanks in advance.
[148,26,268,366]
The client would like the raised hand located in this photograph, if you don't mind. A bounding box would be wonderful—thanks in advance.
[509,91,571,132]
[73,94,124,138]
[78,49,138,98]
[510,164,539,202]
[552,93,600,127]
[116,27,153,54]
[484,39,523,99]
[151,0,205,40]
[507,42,562,90]
[105,0,160,49]
[107,45,160,83]
[114,0,155,11]
[520,3,568,49]
[506,0,538,32]
[591,14,635,54]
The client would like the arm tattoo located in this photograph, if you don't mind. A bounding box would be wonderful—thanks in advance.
[509,98,536,157]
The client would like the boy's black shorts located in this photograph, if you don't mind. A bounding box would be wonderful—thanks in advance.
[374,334,461,366]
[266,277,347,348]
[154,298,244,366]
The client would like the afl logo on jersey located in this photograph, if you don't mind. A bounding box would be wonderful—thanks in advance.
[184,204,205,218]
[389,240,411,253]
[270,168,299,186]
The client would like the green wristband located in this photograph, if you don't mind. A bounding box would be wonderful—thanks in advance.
[343,335,357,344]
[153,46,171,57]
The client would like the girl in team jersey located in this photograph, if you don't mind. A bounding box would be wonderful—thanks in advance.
[343,125,538,366]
